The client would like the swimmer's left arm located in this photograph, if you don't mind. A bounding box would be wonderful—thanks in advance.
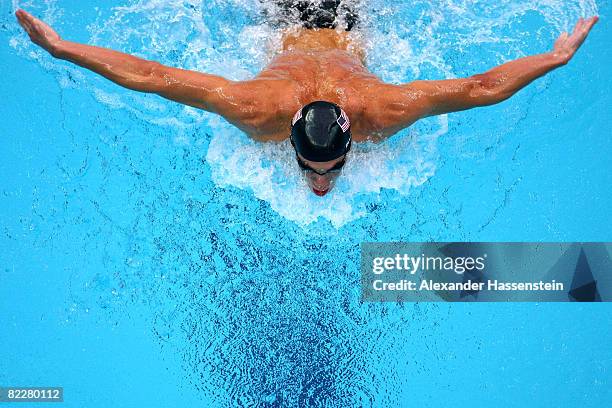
[409,16,599,117]
[369,16,598,135]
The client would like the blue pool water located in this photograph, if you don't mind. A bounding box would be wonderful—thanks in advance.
[1,0,611,406]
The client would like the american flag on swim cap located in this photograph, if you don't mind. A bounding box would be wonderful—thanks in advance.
[292,108,302,126]
[337,109,350,133]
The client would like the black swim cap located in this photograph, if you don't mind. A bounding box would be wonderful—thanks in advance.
[290,101,352,162]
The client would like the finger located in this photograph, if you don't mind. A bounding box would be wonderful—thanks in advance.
[568,25,589,49]
[19,9,33,18]
[554,31,568,48]
[16,13,25,28]
[17,16,32,33]
[15,10,27,24]
[586,16,599,31]
[16,11,31,26]
[16,9,31,23]
[576,17,588,34]
[573,17,583,32]
[579,17,595,34]
[21,16,34,32]
[29,17,45,33]
[569,20,586,40]
[581,17,590,30]
[19,10,39,26]
[22,15,40,34]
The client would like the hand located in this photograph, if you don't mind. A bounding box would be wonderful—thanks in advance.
[552,16,598,64]
[15,9,62,56]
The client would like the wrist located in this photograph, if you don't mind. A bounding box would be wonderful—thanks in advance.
[549,49,570,66]
[49,39,65,58]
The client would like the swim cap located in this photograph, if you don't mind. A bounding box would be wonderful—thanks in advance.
[290,101,352,162]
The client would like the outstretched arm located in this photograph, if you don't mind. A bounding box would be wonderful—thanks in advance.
[412,16,599,115]
[15,9,281,135]
[368,16,598,136]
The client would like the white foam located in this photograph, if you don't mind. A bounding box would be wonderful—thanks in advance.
[206,115,446,228]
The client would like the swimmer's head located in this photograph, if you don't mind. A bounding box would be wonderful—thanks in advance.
[290,101,352,196]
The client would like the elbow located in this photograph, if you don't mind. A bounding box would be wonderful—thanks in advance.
[126,61,167,93]
[468,74,511,106]
[145,62,169,92]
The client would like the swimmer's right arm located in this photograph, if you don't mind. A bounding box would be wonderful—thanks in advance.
[15,10,229,107]
[15,9,278,133]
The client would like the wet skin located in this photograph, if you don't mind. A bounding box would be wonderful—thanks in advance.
[16,9,598,195]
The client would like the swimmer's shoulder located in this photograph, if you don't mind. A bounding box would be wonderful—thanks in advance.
[224,78,299,141]
[345,79,434,140]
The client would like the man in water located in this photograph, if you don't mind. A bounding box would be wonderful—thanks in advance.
[15,3,598,196]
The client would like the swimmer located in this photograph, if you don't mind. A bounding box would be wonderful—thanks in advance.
[15,3,598,196]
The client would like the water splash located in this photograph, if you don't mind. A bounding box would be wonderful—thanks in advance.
[7,0,598,227]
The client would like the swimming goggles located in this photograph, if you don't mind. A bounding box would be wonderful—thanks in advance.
[296,155,346,175]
